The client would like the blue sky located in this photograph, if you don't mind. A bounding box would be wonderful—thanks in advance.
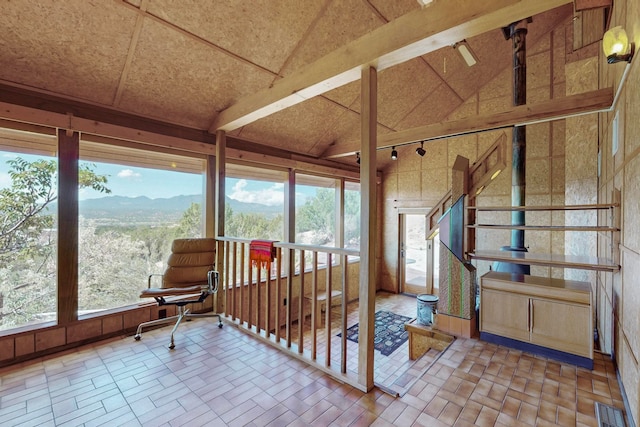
[0,152,314,204]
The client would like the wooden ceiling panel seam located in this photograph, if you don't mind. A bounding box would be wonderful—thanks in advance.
[271,0,334,88]
[113,0,148,107]
[118,0,279,79]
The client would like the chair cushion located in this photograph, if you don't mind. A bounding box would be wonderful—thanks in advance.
[163,265,213,287]
[172,238,216,254]
[140,285,204,298]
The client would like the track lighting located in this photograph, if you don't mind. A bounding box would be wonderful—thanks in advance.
[415,141,426,157]
[391,147,398,160]
[356,152,360,165]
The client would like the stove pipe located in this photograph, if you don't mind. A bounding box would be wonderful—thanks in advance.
[494,19,532,275]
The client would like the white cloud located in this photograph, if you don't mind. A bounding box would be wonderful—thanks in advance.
[228,179,284,206]
[117,169,141,179]
[0,172,11,188]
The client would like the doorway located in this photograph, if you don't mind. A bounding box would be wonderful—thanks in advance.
[399,212,440,296]
[400,213,429,295]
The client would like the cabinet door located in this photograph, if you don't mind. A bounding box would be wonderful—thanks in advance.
[480,289,530,342]
[530,298,592,358]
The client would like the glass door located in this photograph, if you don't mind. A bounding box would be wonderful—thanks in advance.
[401,214,428,295]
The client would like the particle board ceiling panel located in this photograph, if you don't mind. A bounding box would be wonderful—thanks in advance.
[0,0,136,105]
[0,0,577,168]
[393,83,464,132]
[362,59,445,129]
[278,0,385,78]
[311,108,394,158]
[117,18,274,129]
[237,97,350,156]
[367,0,421,22]
[144,0,327,74]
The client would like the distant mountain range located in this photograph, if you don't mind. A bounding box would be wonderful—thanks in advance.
[48,195,283,225]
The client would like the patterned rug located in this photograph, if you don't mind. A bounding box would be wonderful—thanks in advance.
[340,310,412,356]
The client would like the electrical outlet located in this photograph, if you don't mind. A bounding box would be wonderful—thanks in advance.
[159,309,167,318]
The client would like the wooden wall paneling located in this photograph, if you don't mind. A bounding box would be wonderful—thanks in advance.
[57,130,79,325]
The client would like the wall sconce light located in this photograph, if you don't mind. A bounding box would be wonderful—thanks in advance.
[454,40,479,67]
[356,152,360,165]
[603,26,635,64]
[415,141,426,157]
[391,147,398,160]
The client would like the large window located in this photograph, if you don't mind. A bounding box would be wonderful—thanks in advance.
[295,174,336,246]
[78,139,205,313]
[225,164,285,241]
[0,127,58,330]
[344,181,361,251]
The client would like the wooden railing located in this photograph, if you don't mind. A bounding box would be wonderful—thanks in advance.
[215,237,363,389]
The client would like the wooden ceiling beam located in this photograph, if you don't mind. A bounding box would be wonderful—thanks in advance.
[322,87,613,158]
[209,0,573,133]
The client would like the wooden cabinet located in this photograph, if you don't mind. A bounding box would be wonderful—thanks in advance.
[480,271,593,367]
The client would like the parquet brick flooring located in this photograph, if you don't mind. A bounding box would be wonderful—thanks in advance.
[0,293,626,426]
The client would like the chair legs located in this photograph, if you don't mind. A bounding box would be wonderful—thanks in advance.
[134,306,223,349]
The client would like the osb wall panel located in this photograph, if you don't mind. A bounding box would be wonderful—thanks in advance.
[597,0,639,421]
[380,14,572,292]
[565,57,598,286]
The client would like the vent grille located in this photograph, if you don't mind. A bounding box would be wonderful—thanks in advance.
[595,402,626,427]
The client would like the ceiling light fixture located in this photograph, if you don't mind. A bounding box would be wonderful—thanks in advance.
[415,141,426,157]
[603,26,635,64]
[416,0,433,6]
[454,40,479,67]
[391,147,398,160]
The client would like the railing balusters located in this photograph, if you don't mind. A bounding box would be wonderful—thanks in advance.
[224,241,231,318]
[311,251,318,360]
[239,242,245,325]
[215,237,359,389]
[341,254,348,374]
[275,247,282,343]
[298,249,305,354]
[231,241,237,321]
[325,253,332,367]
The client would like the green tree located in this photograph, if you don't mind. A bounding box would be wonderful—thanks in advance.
[0,157,110,329]
[0,158,110,263]
[175,202,202,238]
[225,205,282,240]
[297,188,335,245]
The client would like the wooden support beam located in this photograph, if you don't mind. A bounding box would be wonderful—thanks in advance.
[323,87,613,158]
[210,0,572,132]
[358,66,377,391]
[57,129,79,325]
[574,0,611,11]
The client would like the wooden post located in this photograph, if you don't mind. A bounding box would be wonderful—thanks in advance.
[215,131,226,314]
[205,155,215,238]
[285,170,295,347]
[358,66,377,391]
[57,129,79,325]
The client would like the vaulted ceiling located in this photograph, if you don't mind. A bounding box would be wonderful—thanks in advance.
[0,0,573,169]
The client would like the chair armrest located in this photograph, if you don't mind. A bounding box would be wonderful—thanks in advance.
[208,270,219,293]
[148,273,163,288]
